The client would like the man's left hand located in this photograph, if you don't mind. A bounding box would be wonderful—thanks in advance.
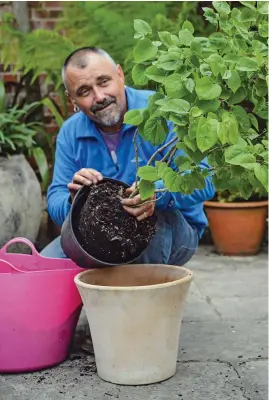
[121,183,156,221]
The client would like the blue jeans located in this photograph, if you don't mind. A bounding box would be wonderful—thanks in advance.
[41,210,199,266]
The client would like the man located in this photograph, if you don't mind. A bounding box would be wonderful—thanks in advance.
[42,46,215,266]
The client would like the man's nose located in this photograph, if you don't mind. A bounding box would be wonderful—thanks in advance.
[93,87,105,103]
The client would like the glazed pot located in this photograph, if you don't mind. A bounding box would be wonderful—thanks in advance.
[204,200,268,255]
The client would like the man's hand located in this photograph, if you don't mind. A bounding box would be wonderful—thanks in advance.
[68,168,103,201]
[121,183,156,221]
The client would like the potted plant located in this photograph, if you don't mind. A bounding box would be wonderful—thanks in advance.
[122,1,268,256]
[0,81,49,248]
[62,1,268,265]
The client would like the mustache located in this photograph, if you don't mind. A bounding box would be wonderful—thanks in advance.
[91,96,116,113]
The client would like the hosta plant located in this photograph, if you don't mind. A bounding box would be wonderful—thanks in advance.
[124,1,268,203]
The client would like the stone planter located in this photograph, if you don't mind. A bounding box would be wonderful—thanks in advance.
[0,155,42,250]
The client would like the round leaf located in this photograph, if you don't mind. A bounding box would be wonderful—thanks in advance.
[178,29,194,46]
[137,166,158,181]
[195,77,222,100]
[123,109,143,126]
[134,19,152,36]
[133,38,158,63]
[182,20,194,34]
[132,64,149,86]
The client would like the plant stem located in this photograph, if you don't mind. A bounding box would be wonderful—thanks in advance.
[147,136,178,166]
[132,189,168,207]
[167,145,178,167]
[132,128,139,189]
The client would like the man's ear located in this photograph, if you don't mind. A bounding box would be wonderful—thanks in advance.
[65,90,70,98]
[117,64,125,83]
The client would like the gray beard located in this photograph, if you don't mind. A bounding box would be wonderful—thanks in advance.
[94,104,122,127]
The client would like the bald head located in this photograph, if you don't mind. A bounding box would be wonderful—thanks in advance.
[62,47,117,89]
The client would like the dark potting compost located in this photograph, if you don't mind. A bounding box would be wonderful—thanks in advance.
[73,180,157,264]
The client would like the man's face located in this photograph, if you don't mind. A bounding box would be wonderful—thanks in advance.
[65,54,126,128]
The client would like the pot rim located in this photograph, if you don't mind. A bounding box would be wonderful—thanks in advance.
[204,200,268,209]
[74,264,193,291]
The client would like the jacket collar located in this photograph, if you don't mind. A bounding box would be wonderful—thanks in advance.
[76,86,139,139]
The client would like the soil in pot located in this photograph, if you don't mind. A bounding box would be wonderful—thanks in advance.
[73,180,157,264]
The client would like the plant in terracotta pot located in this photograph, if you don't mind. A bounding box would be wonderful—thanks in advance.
[121,1,268,257]
[0,81,49,248]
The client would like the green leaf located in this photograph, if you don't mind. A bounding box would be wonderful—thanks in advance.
[133,39,158,63]
[143,117,168,145]
[145,65,166,83]
[258,21,269,38]
[241,7,257,21]
[213,1,230,15]
[137,166,158,181]
[178,29,194,46]
[164,170,182,192]
[257,1,269,14]
[190,170,205,189]
[42,97,64,128]
[190,40,203,57]
[138,180,156,200]
[227,71,241,93]
[148,93,165,117]
[197,117,218,152]
[195,77,222,100]
[206,54,224,76]
[254,164,268,190]
[249,114,259,131]
[134,19,152,36]
[236,57,259,71]
[224,53,241,63]
[190,107,203,118]
[158,31,174,47]
[203,7,219,25]
[31,147,50,191]
[185,78,195,93]
[225,145,256,169]
[174,156,192,172]
[228,87,247,105]
[196,99,221,113]
[184,136,197,152]
[157,60,179,71]
[164,74,188,98]
[239,1,256,10]
[188,119,199,139]
[156,161,171,179]
[124,109,143,126]
[131,64,149,86]
[217,113,239,145]
[233,106,250,131]
[182,20,194,34]
[209,32,228,48]
[159,99,190,114]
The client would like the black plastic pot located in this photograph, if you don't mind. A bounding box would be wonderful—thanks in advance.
[61,178,151,269]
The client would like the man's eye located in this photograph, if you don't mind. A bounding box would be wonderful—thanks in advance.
[102,79,108,84]
[80,89,90,96]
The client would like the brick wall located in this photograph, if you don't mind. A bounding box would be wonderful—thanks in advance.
[0,1,65,135]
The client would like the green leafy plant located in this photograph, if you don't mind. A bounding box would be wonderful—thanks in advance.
[0,81,49,191]
[124,1,268,203]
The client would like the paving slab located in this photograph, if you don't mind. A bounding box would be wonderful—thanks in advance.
[1,246,268,400]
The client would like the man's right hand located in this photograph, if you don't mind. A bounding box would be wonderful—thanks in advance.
[68,168,103,201]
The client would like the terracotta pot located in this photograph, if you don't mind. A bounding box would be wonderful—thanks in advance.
[204,200,268,255]
[75,264,193,385]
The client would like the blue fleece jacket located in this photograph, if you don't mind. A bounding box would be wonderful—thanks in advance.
[47,86,215,237]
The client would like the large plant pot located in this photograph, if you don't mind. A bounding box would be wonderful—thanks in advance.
[75,264,193,385]
[61,178,156,269]
[0,155,42,249]
[204,200,268,255]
